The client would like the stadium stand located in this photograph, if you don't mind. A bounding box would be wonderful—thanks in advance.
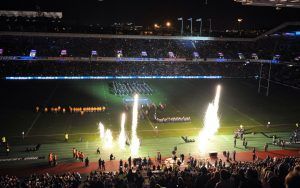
[1,3,300,188]
[0,35,298,61]
[1,156,300,187]
[0,33,299,87]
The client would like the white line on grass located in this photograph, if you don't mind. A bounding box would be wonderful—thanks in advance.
[226,103,263,126]
[25,112,41,137]
[25,83,59,137]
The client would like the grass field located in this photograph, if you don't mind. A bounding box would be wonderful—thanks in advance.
[0,79,299,164]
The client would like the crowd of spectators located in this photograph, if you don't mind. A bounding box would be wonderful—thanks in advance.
[150,156,300,188]
[0,61,260,78]
[1,60,299,87]
[0,175,20,187]
[0,172,81,188]
[22,172,81,187]
[1,156,300,187]
[0,34,299,88]
[0,35,299,61]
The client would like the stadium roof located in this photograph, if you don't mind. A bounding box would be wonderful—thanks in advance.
[0,10,62,18]
[234,0,300,8]
[1,0,299,29]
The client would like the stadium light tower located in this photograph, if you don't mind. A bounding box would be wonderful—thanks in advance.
[196,18,202,36]
[208,18,212,36]
[166,21,171,27]
[178,17,183,35]
[237,18,243,36]
[258,61,272,96]
[188,18,193,36]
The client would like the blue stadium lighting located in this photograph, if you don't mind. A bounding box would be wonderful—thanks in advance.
[124,98,148,102]
[193,52,200,58]
[29,49,37,57]
[271,59,280,64]
[5,76,223,80]
[141,51,147,57]
[283,32,295,37]
[61,49,67,56]
[91,50,98,56]
[19,56,35,60]
[216,58,226,62]
[295,31,300,36]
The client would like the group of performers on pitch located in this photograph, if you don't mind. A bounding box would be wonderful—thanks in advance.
[233,124,300,150]
[155,116,191,124]
[35,106,106,114]
[71,147,90,167]
[111,81,153,96]
[290,126,300,143]
[72,148,86,162]
[181,136,195,143]
[234,125,245,139]
[48,152,58,167]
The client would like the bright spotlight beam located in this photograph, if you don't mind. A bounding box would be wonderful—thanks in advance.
[130,94,140,157]
[118,113,126,150]
[198,85,221,154]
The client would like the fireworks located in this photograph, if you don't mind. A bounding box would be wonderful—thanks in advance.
[98,122,113,149]
[98,122,105,139]
[118,113,126,150]
[198,85,221,154]
[104,129,113,148]
[130,94,140,157]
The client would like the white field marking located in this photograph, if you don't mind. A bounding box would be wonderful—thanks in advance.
[25,84,58,137]
[226,103,263,126]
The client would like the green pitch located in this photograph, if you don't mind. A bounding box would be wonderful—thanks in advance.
[0,79,299,163]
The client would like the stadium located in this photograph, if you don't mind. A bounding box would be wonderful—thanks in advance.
[0,0,300,187]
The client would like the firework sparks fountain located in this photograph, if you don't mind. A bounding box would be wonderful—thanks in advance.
[118,113,126,150]
[98,122,105,139]
[130,94,140,157]
[98,122,113,149]
[198,85,221,154]
[104,129,113,148]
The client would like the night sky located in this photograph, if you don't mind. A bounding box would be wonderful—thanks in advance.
[1,0,300,29]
